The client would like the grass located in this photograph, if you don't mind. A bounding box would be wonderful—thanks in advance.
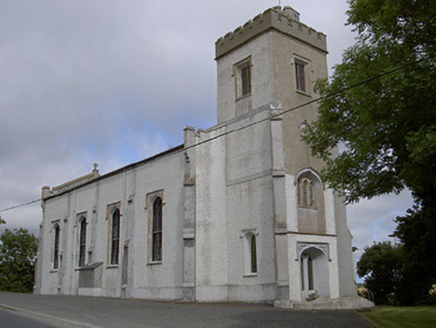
[360,306,436,328]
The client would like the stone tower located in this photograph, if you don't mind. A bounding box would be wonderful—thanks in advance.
[197,6,370,308]
[216,6,327,123]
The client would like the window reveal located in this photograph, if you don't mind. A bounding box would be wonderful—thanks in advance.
[78,217,87,267]
[111,208,120,265]
[152,197,163,262]
[240,64,251,97]
[234,58,252,99]
[295,59,306,92]
[53,224,60,269]
[250,234,257,274]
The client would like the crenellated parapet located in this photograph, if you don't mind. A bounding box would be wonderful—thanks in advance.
[215,6,327,59]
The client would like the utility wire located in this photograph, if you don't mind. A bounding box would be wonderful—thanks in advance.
[0,199,41,213]
[0,57,429,215]
[183,57,428,152]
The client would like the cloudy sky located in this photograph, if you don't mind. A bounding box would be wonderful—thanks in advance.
[0,0,413,268]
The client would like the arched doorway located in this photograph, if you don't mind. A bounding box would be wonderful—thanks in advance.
[300,246,330,300]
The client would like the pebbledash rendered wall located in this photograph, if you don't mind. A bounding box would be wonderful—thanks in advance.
[36,146,189,300]
[35,6,373,309]
[194,105,278,302]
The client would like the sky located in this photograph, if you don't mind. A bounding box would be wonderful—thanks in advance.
[0,0,413,270]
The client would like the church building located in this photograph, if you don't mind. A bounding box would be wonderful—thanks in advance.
[35,6,372,309]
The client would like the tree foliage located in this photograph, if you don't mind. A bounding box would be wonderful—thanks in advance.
[0,226,38,293]
[393,206,436,305]
[357,241,404,305]
[304,0,436,203]
[304,0,436,305]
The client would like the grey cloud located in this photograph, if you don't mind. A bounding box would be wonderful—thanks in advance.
[348,190,414,269]
[0,0,413,265]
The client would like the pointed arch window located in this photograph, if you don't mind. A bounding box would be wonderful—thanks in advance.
[250,234,257,274]
[78,217,87,267]
[298,176,316,209]
[111,208,120,265]
[296,170,326,233]
[53,223,60,269]
[242,230,258,276]
[152,197,163,262]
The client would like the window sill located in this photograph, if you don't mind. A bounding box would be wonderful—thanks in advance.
[236,93,252,101]
[50,269,58,273]
[75,267,87,271]
[299,206,318,211]
[147,261,162,266]
[75,262,103,271]
[106,265,119,269]
[296,90,312,97]
[243,273,258,278]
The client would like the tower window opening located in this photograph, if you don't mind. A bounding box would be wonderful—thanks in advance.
[298,176,316,208]
[234,57,252,99]
[295,59,307,92]
[241,65,251,96]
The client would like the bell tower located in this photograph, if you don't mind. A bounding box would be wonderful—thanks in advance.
[210,6,370,308]
[215,6,328,125]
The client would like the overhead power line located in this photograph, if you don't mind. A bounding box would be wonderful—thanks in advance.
[0,57,429,215]
[183,57,428,152]
[0,199,41,213]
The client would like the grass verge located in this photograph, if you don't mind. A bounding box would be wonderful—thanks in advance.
[360,306,436,328]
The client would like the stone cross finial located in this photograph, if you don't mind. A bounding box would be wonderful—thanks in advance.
[92,163,100,178]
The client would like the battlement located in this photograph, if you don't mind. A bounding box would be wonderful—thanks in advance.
[215,6,327,59]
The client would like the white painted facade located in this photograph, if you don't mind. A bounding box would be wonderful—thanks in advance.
[35,6,373,309]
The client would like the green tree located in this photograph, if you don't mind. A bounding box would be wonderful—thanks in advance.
[304,0,436,304]
[357,241,404,305]
[305,0,436,203]
[393,206,436,305]
[0,225,38,293]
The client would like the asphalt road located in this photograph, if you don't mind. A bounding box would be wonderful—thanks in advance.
[0,308,54,328]
[0,292,372,328]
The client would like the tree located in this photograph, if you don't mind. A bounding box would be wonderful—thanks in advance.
[304,0,436,304]
[393,206,436,305]
[304,0,436,203]
[357,241,404,305]
[0,224,38,293]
